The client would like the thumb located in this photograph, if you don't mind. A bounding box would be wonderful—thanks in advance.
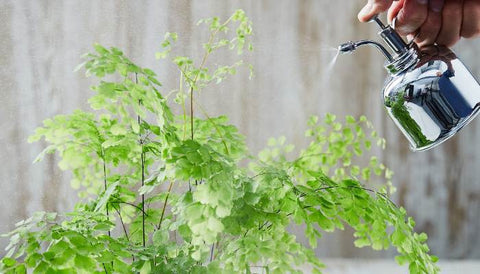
[358,0,395,22]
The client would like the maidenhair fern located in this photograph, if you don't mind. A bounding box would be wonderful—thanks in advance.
[1,10,438,274]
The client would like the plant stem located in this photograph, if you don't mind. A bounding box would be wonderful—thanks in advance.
[101,150,114,270]
[110,201,149,216]
[179,72,191,192]
[180,72,187,141]
[157,181,174,229]
[114,206,135,262]
[188,21,217,140]
[190,87,194,140]
[114,206,130,242]
[183,20,227,189]
[193,99,229,155]
[102,148,111,238]
[141,147,145,247]
[135,73,146,247]
[209,242,215,262]
[189,76,195,189]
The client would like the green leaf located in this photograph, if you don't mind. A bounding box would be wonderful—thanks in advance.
[94,181,120,212]
[140,261,152,274]
[346,115,355,124]
[153,229,169,244]
[354,237,370,248]
[48,240,69,253]
[74,254,97,270]
[215,205,231,218]
[25,253,42,267]
[267,137,276,146]
[132,120,140,134]
[97,251,115,263]
[111,124,127,135]
[15,264,26,273]
[33,261,49,273]
[184,203,204,220]
[94,222,114,231]
[94,43,109,54]
[395,255,409,265]
[310,211,334,232]
[324,113,336,124]
[191,249,202,261]
[207,217,224,233]
[2,257,16,267]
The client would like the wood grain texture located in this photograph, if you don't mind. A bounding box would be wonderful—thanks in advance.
[1,0,480,259]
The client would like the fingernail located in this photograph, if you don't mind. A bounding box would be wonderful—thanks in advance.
[358,3,373,21]
[416,0,428,4]
[430,0,444,12]
[406,34,415,42]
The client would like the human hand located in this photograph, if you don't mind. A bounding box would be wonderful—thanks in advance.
[357,0,480,47]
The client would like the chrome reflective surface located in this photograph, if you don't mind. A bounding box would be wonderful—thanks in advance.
[383,46,480,151]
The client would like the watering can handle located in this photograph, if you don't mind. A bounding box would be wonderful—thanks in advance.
[369,15,410,56]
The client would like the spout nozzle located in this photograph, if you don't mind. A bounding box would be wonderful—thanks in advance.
[339,41,357,53]
[338,40,394,62]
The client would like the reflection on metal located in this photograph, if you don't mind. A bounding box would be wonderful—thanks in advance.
[383,46,480,151]
[339,15,480,151]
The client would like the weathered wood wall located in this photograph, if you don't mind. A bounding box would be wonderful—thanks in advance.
[1,0,480,259]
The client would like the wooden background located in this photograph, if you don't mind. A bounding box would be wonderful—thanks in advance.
[1,0,480,260]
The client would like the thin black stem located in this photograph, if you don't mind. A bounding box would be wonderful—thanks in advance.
[141,148,145,247]
[102,263,108,274]
[114,207,130,242]
[102,151,113,271]
[190,86,194,140]
[102,148,111,238]
[157,181,174,229]
[135,73,146,248]
[114,206,135,262]
[189,87,199,187]
[209,243,215,262]
[110,201,149,216]
[258,221,269,231]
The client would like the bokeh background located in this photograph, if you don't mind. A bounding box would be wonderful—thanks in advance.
[1,0,480,270]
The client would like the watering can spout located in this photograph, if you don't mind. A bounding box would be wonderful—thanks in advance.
[338,40,393,62]
[338,16,410,63]
[338,41,357,53]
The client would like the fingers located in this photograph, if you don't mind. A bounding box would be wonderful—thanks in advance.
[387,0,404,23]
[437,0,463,47]
[461,0,480,38]
[358,0,394,22]
[389,0,429,35]
[358,0,479,47]
[429,0,445,12]
[415,0,444,46]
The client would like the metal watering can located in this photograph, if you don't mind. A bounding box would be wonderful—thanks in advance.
[339,16,480,151]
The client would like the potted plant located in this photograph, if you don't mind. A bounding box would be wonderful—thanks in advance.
[1,10,438,273]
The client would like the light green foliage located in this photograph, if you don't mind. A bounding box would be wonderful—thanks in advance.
[2,10,438,274]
